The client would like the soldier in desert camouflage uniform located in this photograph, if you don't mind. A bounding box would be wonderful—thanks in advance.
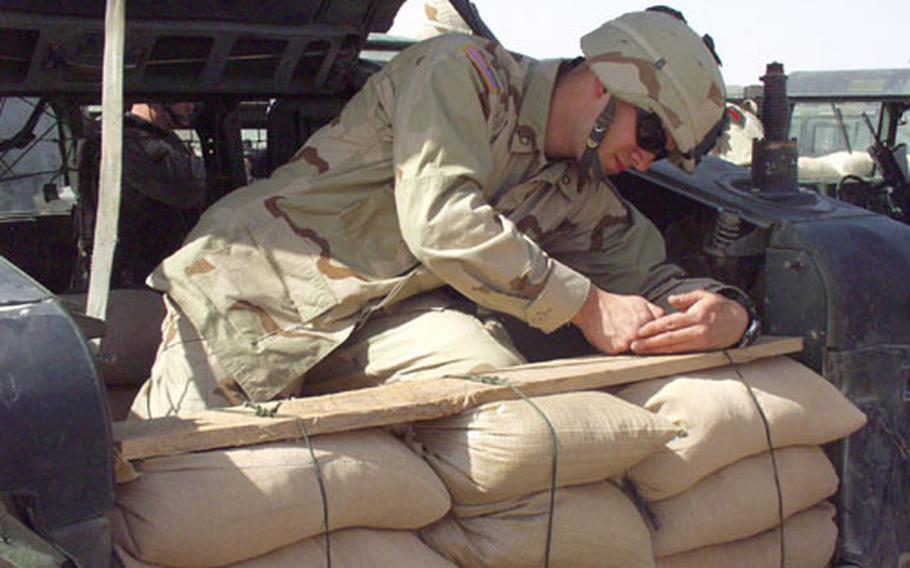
[711,101,765,166]
[399,0,473,40]
[132,10,754,418]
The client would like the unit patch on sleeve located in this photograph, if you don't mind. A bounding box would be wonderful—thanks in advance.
[463,45,501,95]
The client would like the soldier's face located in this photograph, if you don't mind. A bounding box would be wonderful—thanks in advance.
[166,103,197,128]
[595,98,676,176]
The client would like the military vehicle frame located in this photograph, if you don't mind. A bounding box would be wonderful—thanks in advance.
[0,2,907,567]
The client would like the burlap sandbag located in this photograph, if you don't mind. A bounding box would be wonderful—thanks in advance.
[617,356,865,501]
[113,429,451,567]
[409,390,682,507]
[656,501,837,568]
[650,445,838,556]
[419,480,655,568]
[115,528,456,568]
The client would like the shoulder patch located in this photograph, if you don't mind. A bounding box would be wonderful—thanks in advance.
[463,45,501,95]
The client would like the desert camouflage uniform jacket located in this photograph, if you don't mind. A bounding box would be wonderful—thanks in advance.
[149,33,731,401]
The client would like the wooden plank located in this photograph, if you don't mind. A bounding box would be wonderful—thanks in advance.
[113,336,803,462]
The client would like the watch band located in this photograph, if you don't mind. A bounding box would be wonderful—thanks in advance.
[717,288,762,348]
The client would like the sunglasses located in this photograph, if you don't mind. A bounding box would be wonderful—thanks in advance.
[636,108,669,160]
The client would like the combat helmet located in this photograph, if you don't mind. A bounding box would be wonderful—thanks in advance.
[580,9,727,173]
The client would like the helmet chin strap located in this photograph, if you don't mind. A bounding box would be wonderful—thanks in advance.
[578,97,617,185]
[680,110,729,166]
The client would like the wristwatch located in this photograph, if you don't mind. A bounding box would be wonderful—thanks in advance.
[718,288,762,348]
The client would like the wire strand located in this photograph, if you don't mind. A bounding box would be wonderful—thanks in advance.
[723,351,785,567]
[243,401,332,568]
[444,374,558,568]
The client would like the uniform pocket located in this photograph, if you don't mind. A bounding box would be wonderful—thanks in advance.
[155,223,350,401]
[173,223,340,350]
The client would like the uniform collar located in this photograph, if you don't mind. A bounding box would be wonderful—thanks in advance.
[124,112,182,143]
[510,59,564,156]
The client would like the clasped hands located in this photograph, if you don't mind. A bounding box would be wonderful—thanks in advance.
[571,285,749,355]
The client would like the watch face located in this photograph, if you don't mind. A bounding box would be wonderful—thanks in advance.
[739,316,761,348]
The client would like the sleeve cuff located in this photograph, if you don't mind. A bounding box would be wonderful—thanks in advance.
[717,288,762,347]
[524,261,591,333]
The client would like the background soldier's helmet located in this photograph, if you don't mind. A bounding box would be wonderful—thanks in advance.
[581,11,727,173]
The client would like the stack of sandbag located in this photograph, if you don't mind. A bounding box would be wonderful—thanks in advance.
[409,390,685,567]
[114,529,456,568]
[112,429,455,567]
[614,356,867,567]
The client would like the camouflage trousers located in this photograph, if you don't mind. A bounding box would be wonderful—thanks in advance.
[130,290,527,419]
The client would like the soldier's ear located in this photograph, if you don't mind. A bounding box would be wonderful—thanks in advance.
[586,67,608,101]
[594,82,610,105]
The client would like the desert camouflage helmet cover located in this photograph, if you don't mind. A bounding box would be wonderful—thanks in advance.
[581,11,727,172]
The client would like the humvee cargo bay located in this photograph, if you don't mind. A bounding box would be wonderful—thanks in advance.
[0,1,907,567]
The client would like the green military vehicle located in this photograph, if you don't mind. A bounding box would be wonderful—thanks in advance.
[788,68,910,222]
[726,67,910,222]
[0,1,908,566]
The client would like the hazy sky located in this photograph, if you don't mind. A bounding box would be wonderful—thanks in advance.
[390,0,909,87]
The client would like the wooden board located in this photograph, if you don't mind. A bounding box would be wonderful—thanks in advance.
[113,336,803,463]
